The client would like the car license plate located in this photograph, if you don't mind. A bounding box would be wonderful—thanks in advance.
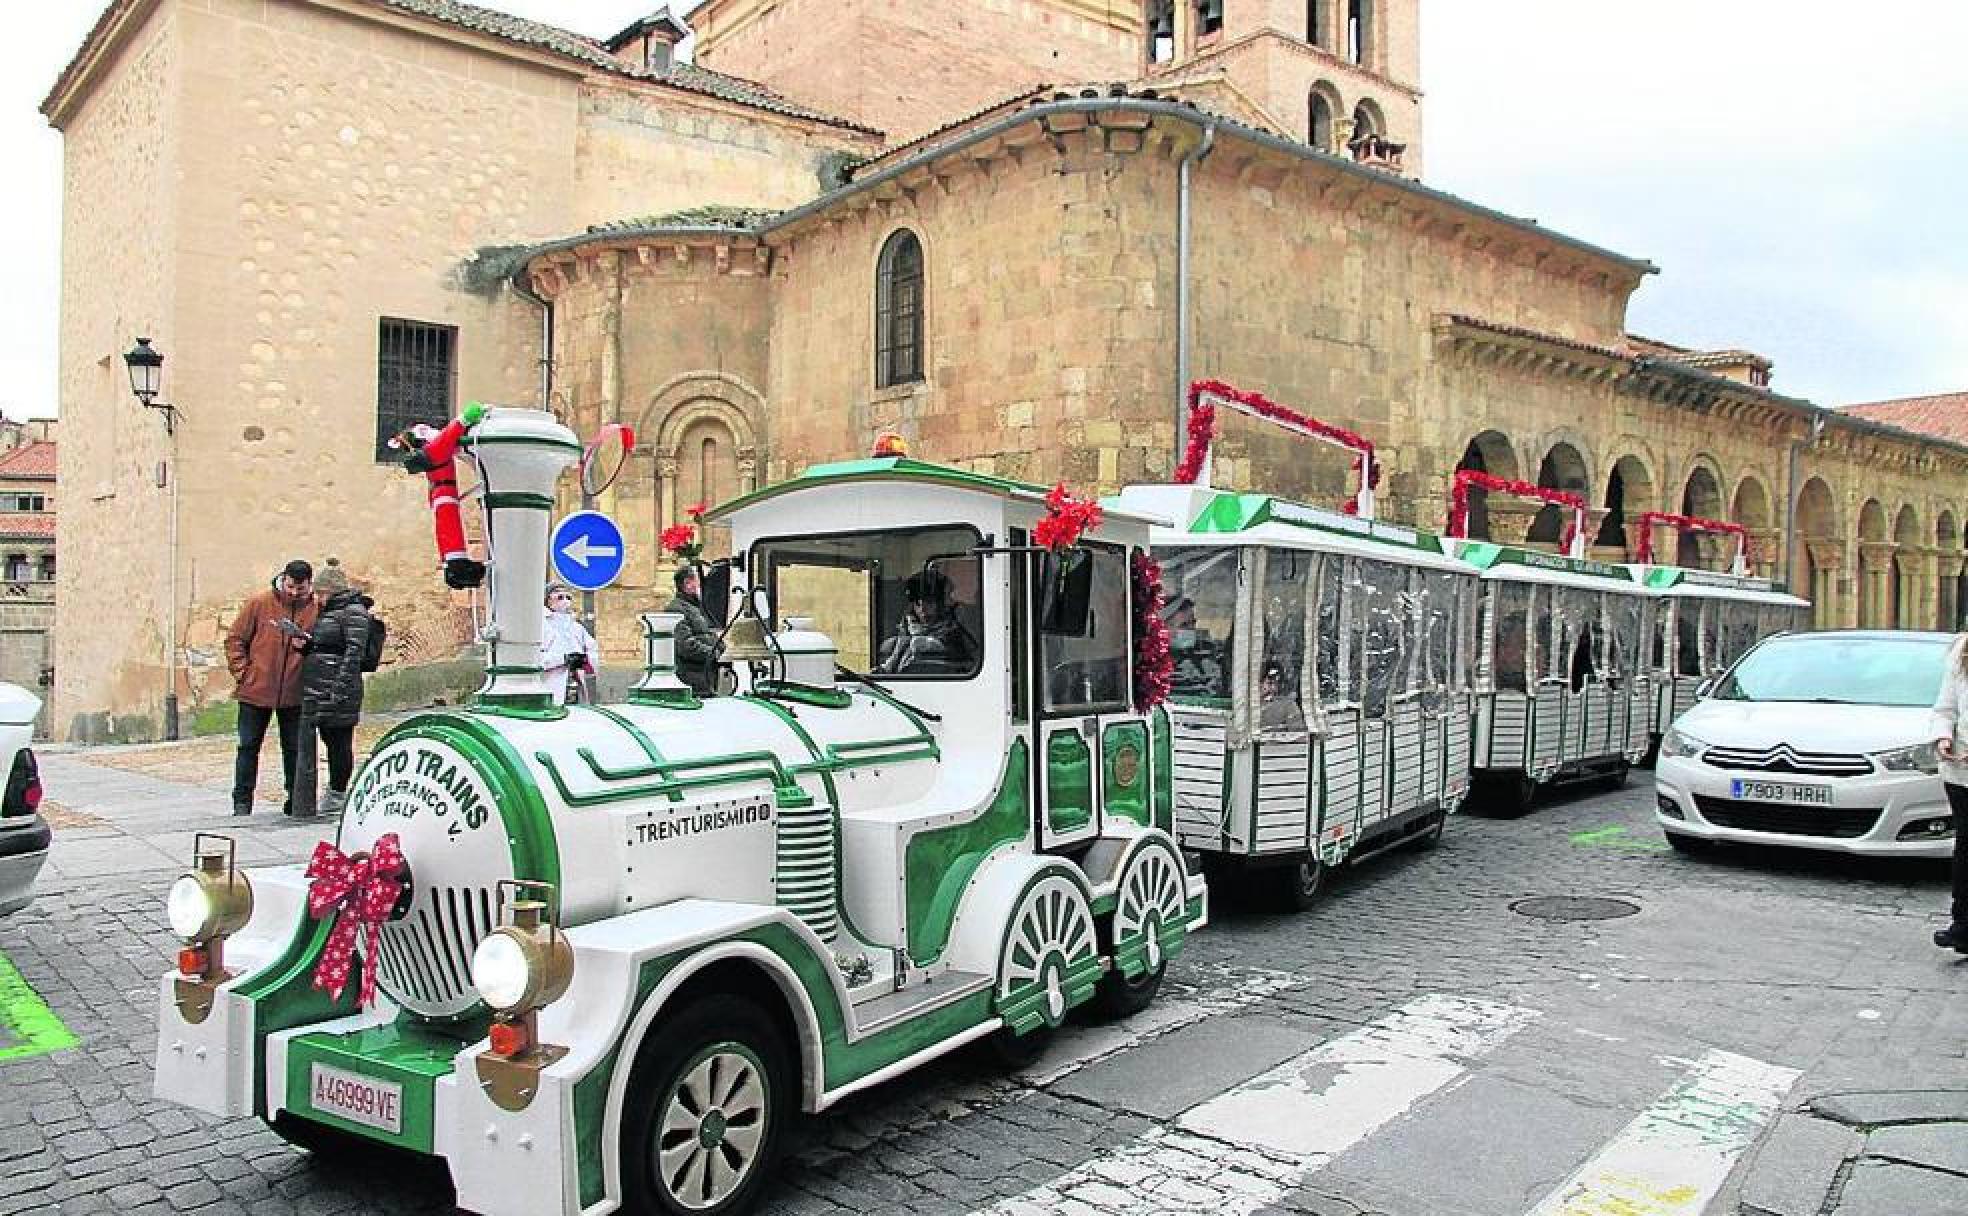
[310,1063,403,1135]
[1729,778,1832,806]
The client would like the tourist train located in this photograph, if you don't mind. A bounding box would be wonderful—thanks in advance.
[152,386,1808,1216]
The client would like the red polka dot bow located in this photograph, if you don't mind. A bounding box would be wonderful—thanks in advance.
[305,835,407,1008]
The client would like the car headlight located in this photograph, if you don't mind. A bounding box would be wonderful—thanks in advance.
[1660,728,1708,760]
[1872,742,1940,775]
[166,850,253,943]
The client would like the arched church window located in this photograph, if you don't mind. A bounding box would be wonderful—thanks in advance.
[875,230,924,389]
[1309,90,1334,151]
[1195,0,1224,38]
[1352,100,1379,141]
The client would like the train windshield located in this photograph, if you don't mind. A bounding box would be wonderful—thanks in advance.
[758,526,984,679]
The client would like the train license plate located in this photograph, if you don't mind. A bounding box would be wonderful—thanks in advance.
[309,1063,403,1135]
[1729,778,1831,805]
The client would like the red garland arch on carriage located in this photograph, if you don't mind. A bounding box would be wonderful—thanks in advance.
[1132,551,1173,711]
[1633,510,1752,567]
[1447,469,1588,555]
[1172,381,1380,515]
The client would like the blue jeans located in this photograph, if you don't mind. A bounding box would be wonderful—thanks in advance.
[233,703,300,810]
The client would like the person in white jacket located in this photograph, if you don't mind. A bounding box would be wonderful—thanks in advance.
[1928,633,1968,953]
[541,583,601,705]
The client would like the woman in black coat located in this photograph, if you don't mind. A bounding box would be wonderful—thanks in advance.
[301,562,374,813]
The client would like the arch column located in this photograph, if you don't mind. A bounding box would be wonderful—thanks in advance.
[1747,529,1781,580]
[1858,541,1896,628]
[1942,552,1968,631]
[1804,540,1843,629]
[1487,503,1540,548]
[1906,547,1941,629]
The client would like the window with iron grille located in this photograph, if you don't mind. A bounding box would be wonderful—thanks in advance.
[375,318,458,461]
[875,231,924,389]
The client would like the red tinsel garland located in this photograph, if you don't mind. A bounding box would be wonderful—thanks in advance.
[1035,483,1103,552]
[1172,381,1380,514]
[1634,511,1751,566]
[1132,551,1173,711]
[1447,469,1587,554]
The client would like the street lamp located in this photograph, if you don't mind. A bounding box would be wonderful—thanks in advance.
[124,338,177,434]
[124,337,182,740]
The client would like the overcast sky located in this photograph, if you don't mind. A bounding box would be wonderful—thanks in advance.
[4,0,1961,420]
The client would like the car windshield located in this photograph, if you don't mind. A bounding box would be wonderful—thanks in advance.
[1711,634,1949,707]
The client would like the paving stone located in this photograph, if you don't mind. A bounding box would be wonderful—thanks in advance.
[1865,1123,1968,1177]
[1812,1090,1968,1127]
[1739,1111,1868,1216]
[1833,1159,1968,1216]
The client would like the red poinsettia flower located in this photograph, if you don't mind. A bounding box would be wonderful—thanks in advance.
[660,523,700,558]
[685,502,708,522]
[1036,483,1103,553]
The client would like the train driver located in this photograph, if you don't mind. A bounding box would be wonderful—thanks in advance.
[877,568,976,675]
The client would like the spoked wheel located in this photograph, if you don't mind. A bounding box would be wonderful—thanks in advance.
[623,1000,790,1216]
[1097,840,1184,1019]
[996,873,1101,1036]
[1271,858,1325,913]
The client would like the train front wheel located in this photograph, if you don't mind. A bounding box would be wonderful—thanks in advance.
[622,999,792,1216]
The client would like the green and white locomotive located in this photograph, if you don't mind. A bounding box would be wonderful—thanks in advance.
[154,407,1205,1216]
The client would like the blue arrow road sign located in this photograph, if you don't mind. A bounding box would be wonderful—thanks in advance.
[550,511,627,592]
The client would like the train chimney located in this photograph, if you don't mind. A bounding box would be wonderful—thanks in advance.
[463,407,581,709]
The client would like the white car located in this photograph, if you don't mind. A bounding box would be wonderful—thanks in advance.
[0,682,46,915]
[1654,630,1955,858]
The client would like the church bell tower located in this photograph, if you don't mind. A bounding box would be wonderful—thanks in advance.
[1143,0,1423,175]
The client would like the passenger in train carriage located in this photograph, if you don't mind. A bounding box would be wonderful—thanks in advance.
[1166,596,1226,697]
[1259,660,1306,732]
[877,567,976,675]
[1494,616,1529,692]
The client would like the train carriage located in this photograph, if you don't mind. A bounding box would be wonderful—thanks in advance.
[1634,565,1811,746]
[1116,482,1480,908]
[1453,542,1655,813]
[153,412,1205,1216]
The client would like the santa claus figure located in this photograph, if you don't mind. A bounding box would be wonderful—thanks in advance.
[390,402,488,590]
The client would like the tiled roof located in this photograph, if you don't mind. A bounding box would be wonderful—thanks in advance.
[0,515,56,540]
[47,0,879,135]
[1840,393,1968,445]
[0,442,57,480]
[587,205,781,234]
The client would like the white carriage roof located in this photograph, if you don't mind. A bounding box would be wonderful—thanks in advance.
[1628,565,1810,607]
[1116,485,1468,572]
[706,457,1167,526]
[1450,541,1648,592]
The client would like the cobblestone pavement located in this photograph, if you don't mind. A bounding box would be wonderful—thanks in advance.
[2,760,1964,1216]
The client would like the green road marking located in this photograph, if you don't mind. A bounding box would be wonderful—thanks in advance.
[1571,824,1670,854]
[0,950,79,1062]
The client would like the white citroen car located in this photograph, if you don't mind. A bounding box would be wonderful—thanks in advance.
[1654,630,1956,858]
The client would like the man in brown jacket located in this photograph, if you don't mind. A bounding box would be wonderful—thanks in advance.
[225,559,320,816]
